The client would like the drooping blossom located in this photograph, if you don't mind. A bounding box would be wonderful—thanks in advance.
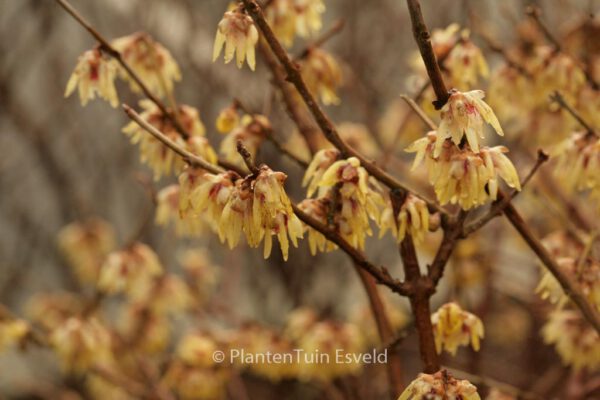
[379,194,432,244]
[213,7,259,70]
[301,48,343,105]
[219,114,270,167]
[215,105,240,134]
[112,32,181,97]
[445,32,489,89]
[65,48,119,107]
[155,185,204,237]
[297,198,337,255]
[302,148,340,197]
[431,302,484,355]
[398,370,481,400]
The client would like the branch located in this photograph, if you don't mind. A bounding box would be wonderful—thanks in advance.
[400,94,437,131]
[462,150,549,237]
[550,91,596,135]
[405,0,450,109]
[55,0,190,139]
[503,201,600,334]
[243,0,445,216]
[294,19,346,60]
[525,5,562,52]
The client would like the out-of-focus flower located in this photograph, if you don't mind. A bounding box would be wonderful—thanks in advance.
[122,100,215,180]
[141,274,195,314]
[26,292,84,331]
[303,149,340,197]
[542,310,600,371]
[398,370,481,400]
[431,302,484,355]
[252,166,304,261]
[216,105,240,134]
[112,32,181,97]
[297,198,337,255]
[0,314,29,351]
[553,131,600,196]
[266,0,325,45]
[57,218,116,284]
[338,122,379,159]
[219,114,270,167]
[380,194,432,244]
[156,185,204,236]
[537,257,600,310]
[486,389,516,400]
[119,304,170,354]
[407,132,521,209]
[317,157,386,249]
[488,64,535,124]
[293,0,325,38]
[50,317,113,373]
[445,32,489,89]
[65,48,119,107]
[182,170,236,231]
[87,375,135,400]
[179,249,219,303]
[301,49,343,105]
[213,7,259,70]
[431,23,461,57]
[436,90,504,156]
[164,333,229,400]
[97,242,163,297]
[533,47,586,102]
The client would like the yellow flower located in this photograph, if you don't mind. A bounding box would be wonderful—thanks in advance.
[177,334,219,368]
[178,249,219,303]
[0,317,29,352]
[119,304,170,354]
[406,132,521,209]
[265,0,298,47]
[297,198,337,255]
[436,90,504,156]
[155,185,205,237]
[317,157,386,249]
[542,310,600,371]
[26,292,84,331]
[112,33,181,98]
[553,131,600,195]
[293,0,326,38]
[65,48,119,107]
[398,370,481,400]
[301,49,343,105]
[57,218,116,284]
[220,178,256,249]
[487,64,535,124]
[122,100,214,180]
[253,167,304,260]
[215,105,240,133]
[97,242,163,297]
[445,32,489,90]
[219,114,269,167]
[50,317,113,373]
[182,170,237,232]
[213,8,259,70]
[303,148,340,197]
[431,302,484,355]
[380,194,431,244]
[537,257,600,310]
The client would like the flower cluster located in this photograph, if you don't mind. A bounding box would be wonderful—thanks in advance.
[122,100,216,180]
[65,34,181,107]
[112,32,181,97]
[398,370,481,400]
[213,6,259,70]
[97,242,163,297]
[553,131,600,197]
[49,317,113,373]
[179,166,303,261]
[266,0,326,47]
[303,153,386,250]
[57,218,116,284]
[542,310,600,371]
[431,302,484,355]
[407,131,521,209]
[300,48,344,105]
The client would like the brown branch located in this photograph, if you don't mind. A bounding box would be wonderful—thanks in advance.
[405,0,450,109]
[550,91,596,135]
[525,5,562,52]
[122,105,411,297]
[503,201,600,334]
[55,0,190,139]
[244,0,445,216]
[236,140,261,175]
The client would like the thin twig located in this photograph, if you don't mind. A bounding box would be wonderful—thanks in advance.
[54,0,190,139]
[550,91,596,135]
[399,94,437,131]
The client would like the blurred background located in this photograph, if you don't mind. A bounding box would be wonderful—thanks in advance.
[0,0,598,398]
